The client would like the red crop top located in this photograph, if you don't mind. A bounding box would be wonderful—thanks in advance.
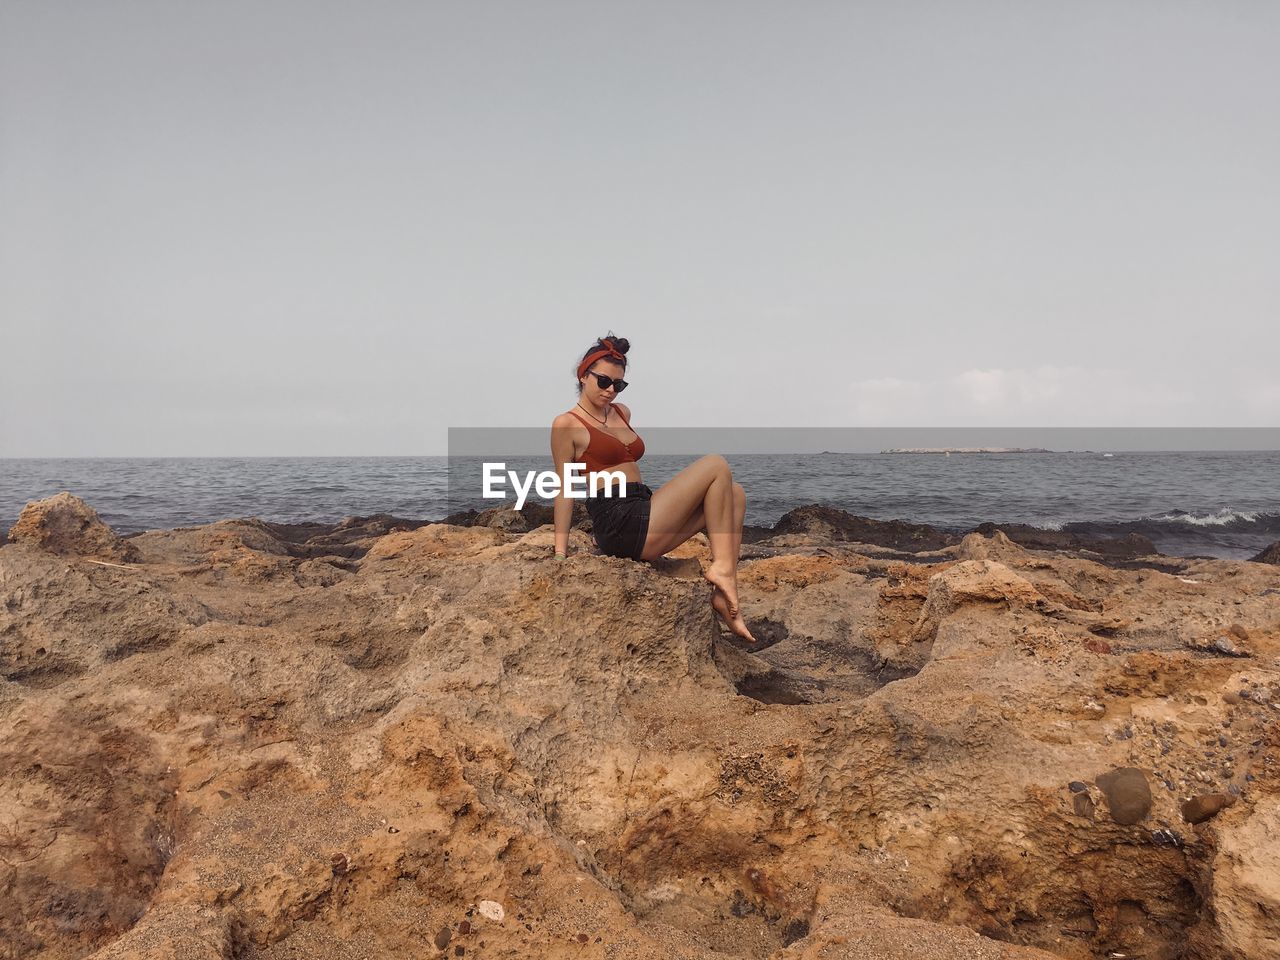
[567,405,645,473]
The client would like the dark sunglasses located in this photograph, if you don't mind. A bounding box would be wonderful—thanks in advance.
[584,370,628,393]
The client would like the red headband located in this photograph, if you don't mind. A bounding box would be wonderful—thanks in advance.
[577,345,624,379]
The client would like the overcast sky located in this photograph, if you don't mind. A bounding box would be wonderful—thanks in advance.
[2,1,1276,456]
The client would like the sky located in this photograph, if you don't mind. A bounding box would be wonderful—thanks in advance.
[1,1,1277,456]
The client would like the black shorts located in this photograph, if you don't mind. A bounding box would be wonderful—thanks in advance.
[586,481,652,560]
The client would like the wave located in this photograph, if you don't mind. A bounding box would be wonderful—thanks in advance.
[1145,509,1265,527]
[1052,510,1280,559]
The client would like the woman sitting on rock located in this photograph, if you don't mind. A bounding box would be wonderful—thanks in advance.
[550,333,756,642]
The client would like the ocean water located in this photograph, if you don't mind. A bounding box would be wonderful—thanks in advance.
[2,451,1278,560]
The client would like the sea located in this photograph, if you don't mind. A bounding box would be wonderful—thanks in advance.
[2,451,1278,561]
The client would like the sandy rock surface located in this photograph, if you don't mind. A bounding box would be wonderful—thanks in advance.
[1,494,1278,960]
[6,491,139,562]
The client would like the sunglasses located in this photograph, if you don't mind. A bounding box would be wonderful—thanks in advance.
[584,370,628,393]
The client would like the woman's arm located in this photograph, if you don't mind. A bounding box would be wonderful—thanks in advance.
[549,415,578,556]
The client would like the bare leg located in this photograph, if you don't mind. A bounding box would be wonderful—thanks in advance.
[641,474,753,639]
[712,483,755,641]
[640,455,741,615]
[650,481,746,563]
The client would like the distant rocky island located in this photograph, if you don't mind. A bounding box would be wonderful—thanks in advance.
[881,446,1053,454]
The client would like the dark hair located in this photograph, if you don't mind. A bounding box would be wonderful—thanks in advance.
[574,332,630,395]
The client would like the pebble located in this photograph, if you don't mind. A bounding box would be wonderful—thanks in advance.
[434,927,452,950]
[477,900,505,922]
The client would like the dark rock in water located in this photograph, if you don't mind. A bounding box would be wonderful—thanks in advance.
[452,500,589,532]
[1182,792,1236,824]
[473,502,534,533]
[260,513,429,559]
[971,522,1157,559]
[1251,541,1280,565]
[770,505,957,551]
[440,507,480,526]
[1095,767,1152,825]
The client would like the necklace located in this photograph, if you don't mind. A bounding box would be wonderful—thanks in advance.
[576,401,611,426]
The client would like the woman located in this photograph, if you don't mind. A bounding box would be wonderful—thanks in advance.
[549,334,756,643]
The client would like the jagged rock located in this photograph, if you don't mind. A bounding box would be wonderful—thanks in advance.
[1208,800,1280,957]
[910,559,1049,642]
[970,522,1157,558]
[473,502,534,533]
[458,500,587,533]
[2,498,1278,959]
[769,505,957,551]
[1250,541,1280,565]
[5,491,138,562]
[955,529,1030,563]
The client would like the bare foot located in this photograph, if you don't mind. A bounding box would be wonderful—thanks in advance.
[711,589,756,643]
[703,561,740,618]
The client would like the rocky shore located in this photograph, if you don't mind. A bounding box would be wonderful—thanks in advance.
[1,493,1278,959]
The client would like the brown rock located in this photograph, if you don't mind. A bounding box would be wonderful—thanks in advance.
[7,503,1280,959]
[1209,801,1280,956]
[1249,541,1280,564]
[910,560,1048,642]
[1072,793,1096,819]
[970,522,1158,559]
[1095,767,1153,825]
[1182,792,1236,824]
[6,492,138,562]
[956,529,1029,563]
[769,505,958,551]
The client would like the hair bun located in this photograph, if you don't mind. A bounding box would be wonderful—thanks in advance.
[602,334,630,355]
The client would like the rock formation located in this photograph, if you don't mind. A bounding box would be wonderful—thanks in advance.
[1251,541,1280,565]
[1,494,1277,960]
[5,491,139,562]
